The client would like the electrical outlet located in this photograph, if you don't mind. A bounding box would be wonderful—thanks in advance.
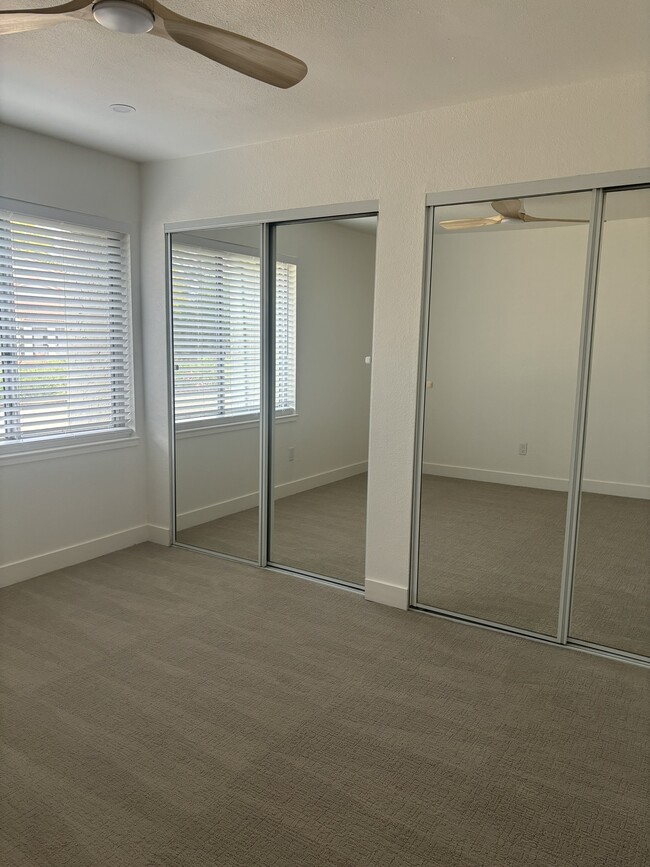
[288,447,295,462]
[518,442,528,456]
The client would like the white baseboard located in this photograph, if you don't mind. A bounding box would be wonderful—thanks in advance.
[277,461,367,499]
[178,461,368,530]
[0,525,156,589]
[580,479,649,498]
[365,578,409,610]
[177,492,258,531]
[423,462,568,491]
[148,525,172,546]
[423,463,649,499]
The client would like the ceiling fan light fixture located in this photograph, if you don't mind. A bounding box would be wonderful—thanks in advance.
[2,0,307,88]
[93,0,155,35]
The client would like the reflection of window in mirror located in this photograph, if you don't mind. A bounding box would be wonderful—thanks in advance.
[172,237,296,430]
[171,228,264,562]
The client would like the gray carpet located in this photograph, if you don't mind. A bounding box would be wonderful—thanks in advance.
[178,474,649,656]
[1,543,648,866]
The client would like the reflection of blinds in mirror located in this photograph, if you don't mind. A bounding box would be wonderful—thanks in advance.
[172,243,296,424]
[275,261,296,419]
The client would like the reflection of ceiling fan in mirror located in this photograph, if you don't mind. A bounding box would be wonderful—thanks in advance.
[0,0,308,88]
[439,199,589,230]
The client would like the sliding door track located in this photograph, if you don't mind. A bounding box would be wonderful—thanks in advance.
[411,602,650,668]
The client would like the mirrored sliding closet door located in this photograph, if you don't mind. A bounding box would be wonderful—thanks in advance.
[569,186,650,657]
[269,216,377,585]
[169,209,378,587]
[416,191,593,635]
[170,225,262,562]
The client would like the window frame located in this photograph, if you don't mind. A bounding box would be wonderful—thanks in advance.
[171,234,298,435]
[0,197,137,461]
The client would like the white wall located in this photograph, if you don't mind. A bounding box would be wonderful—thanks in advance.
[422,218,650,498]
[583,215,650,493]
[2,75,645,602]
[136,72,649,607]
[0,124,151,585]
[174,220,376,526]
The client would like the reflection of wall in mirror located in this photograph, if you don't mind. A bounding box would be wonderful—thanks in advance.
[422,219,649,499]
[175,220,376,528]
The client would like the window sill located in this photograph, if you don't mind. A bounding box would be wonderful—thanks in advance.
[176,413,299,439]
[0,433,141,466]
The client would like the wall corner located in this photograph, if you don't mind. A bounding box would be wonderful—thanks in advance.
[365,577,409,610]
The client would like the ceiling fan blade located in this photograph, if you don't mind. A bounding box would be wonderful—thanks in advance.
[439,217,503,230]
[491,199,524,219]
[0,0,91,36]
[150,1,307,88]
[522,215,589,224]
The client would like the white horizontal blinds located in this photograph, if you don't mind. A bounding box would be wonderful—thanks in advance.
[171,242,296,423]
[275,260,297,414]
[0,210,133,445]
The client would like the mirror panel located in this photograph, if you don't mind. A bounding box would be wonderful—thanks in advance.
[417,192,592,634]
[269,216,377,584]
[570,186,650,656]
[171,225,262,561]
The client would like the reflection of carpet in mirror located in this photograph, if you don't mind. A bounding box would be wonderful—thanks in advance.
[417,476,648,655]
[178,507,261,563]
[418,476,567,636]
[177,473,368,584]
[179,473,649,656]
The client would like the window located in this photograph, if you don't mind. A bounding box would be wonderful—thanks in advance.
[172,241,296,426]
[0,208,133,449]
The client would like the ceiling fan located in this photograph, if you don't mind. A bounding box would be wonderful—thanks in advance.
[439,199,588,230]
[0,0,308,88]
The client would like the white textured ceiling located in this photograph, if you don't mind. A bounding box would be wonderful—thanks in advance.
[0,0,647,162]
